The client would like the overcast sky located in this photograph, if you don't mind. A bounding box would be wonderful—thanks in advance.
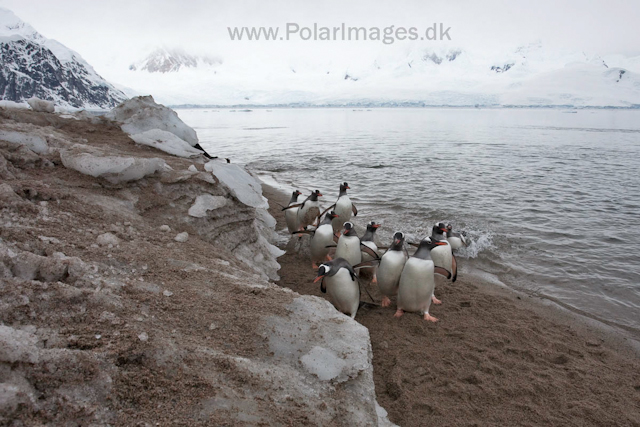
[2,0,639,78]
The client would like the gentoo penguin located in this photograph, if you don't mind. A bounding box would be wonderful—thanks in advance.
[284,190,303,233]
[330,182,358,233]
[335,222,363,267]
[375,231,409,307]
[395,237,452,321]
[431,223,448,241]
[314,258,360,318]
[294,211,339,268]
[359,221,381,282]
[295,190,323,230]
[446,224,468,251]
[428,236,458,283]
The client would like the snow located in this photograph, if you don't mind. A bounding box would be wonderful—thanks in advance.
[205,162,268,209]
[60,150,165,184]
[107,96,199,145]
[129,129,202,158]
[0,325,39,364]
[0,100,29,110]
[0,130,48,154]
[26,97,54,113]
[300,346,347,381]
[188,194,228,217]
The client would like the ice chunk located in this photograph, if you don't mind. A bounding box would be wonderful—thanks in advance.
[60,149,165,183]
[188,194,227,217]
[205,162,268,208]
[129,129,203,158]
[26,96,55,113]
[0,130,48,154]
[107,95,198,145]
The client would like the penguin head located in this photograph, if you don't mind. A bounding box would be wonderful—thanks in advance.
[391,231,405,250]
[433,223,447,236]
[314,263,331,282]
[446,224,453,232]
[420,236,448,250]
[294,190,302,196]
[366,221,381,232]
[310,190,323,201]
[342,222,356,235]
[340,182,350,190]
[328,210,339,219]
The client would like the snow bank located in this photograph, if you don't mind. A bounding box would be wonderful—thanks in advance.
[107,95,198,145]
[129,129,202,158]
[60,149,165,183]
[26,97,54,113]
[0,130,48,154]
[205,161,268,209]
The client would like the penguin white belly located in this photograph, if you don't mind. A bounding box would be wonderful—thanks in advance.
[431,244,453,273]
[325,269,360,318]
[447,236,464,251]
[298,201,320,229]
[397,258,435,314]
[376,250,407,297]
[332,196,352,232]
[285,207,299,233]
[360,241,378,262]
[310,224,334,263]
[335,235,362,267]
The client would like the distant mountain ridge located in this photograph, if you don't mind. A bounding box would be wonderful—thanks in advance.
[0,7,126,109]
[129,47,221,73]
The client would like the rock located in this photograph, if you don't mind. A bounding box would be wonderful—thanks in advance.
[96,233,120,246]
[174,232,188,243]
[138,332,149,342]
[159,225,171,232]
[26,97,55,113]
[162,290,173,297]
[0,325,39,364]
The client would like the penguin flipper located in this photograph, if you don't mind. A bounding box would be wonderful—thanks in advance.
[293,230,315,235]
[434,267,452,279]
[408,242,420,248]
[320,279,326,293]
[352,204,358,216]
[325,244,338,248]
[360,243,381,260]
[353,260,380,269]
[452,254,458,282]
[332,233,340,243]
[318,204,336,220]
[355,274,375,303]
[282,203,302,211]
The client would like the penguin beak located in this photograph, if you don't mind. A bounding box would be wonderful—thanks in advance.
[313,275,325,283]
[346,186,350,189]
[373,224,380,228]
[343,229,349,235]
[317,193,323,197]
[434,241,448,246]
[394,239,401,245]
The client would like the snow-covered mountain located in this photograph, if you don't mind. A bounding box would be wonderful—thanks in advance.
[0,8,126,109]
[129,47,221,73]
[110,42,640,108]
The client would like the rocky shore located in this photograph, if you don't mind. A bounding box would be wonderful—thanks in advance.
[0,104,392,426]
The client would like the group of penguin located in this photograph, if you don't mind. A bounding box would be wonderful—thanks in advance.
[282,182,469,322]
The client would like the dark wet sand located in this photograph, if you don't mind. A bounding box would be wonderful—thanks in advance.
[265,184,640,427]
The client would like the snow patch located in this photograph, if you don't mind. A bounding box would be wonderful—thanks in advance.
[0,130,48,154]
[188,194,228,218]
[205,162,268,209]
[60,149,165,183]
[26,97,54,113]
[129,129,202,158]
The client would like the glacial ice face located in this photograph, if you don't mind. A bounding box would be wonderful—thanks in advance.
[107,95,198,145]
[129,129,203,158]
[60,149,165,183]
[205,161,268,209]
[0,130,48,154]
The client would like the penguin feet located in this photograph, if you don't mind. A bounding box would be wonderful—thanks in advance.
[312,263,319,269]
[394,309,404,318]
[381,296,392,307]
[423,313,438,322]
[325,254,332,261]
[431,295,442,305]
[372,275,378,284]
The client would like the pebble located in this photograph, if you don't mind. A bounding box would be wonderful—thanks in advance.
[96,232,120,246]
[174,232,189,242]
[138,332,149,342]
[160,225,171,232]
[163,290,174,297]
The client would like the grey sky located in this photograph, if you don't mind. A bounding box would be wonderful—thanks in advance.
[3,0,639,77]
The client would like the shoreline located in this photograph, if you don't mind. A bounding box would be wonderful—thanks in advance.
[264,182,640,426]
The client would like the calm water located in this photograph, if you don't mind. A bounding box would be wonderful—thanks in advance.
[180,108,640,330]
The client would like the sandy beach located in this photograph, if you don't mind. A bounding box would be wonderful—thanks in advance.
[265,184,640,427]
